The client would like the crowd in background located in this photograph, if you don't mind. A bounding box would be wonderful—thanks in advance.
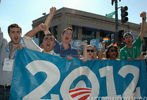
[0,7,146,99]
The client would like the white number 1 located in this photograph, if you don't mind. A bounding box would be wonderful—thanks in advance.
[99,66,121,98]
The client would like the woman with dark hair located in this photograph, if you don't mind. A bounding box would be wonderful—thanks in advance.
[105,45,119,60]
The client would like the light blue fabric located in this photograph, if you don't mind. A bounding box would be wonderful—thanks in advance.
[90,39,102,51]
[70,40,83,50]
[10,48,147,100]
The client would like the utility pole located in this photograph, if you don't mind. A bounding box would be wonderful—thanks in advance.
[114,0,119,43]
[112,0,121,43]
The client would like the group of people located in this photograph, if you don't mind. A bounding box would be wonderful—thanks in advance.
[0,6,146,99]
[78,12,147,61]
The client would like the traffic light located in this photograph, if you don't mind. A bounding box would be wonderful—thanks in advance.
[121,6,128,24]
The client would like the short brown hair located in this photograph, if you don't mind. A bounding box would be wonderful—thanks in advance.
[8,24,22,34]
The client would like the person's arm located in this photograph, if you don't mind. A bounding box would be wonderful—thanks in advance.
[24,23,47,52]
[134,52,144,60]
[139,12,146,41]
[44,7,56,35]
[98,41,105,59]
[81,46,87,62]
[0,27,4,48]
[25,23,47,37]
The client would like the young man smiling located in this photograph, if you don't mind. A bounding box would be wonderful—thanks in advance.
[0,24,23,100]
[24,7,57,55]
[119,12,146,60]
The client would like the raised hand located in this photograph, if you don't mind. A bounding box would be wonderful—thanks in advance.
[101,41,106,48]
[39,23,47,31]
[140,12,146,19]
[140,11,146,40]
[50,7,56,15]
[44,7,56,34]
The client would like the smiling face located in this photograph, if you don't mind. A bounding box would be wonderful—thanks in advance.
[42,34,55,52]
[123,34,134,46]
[106,46,118,60]
[62,28,73,44]
[9,27,22,44]
[87,46,94,60]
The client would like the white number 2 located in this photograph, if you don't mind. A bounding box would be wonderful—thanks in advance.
[119,65,139,98]
[23,60,60,100]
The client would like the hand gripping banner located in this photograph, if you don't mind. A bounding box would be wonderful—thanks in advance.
[10,48,147,100]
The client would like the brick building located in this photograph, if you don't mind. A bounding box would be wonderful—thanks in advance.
[32,7,147,51]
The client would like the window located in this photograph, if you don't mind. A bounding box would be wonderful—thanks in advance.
[72,26,78,39]
[82,27,96,43]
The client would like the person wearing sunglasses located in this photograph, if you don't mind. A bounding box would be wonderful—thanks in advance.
[82,45,95,62]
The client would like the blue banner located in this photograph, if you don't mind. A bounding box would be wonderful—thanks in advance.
[10,48,147,100]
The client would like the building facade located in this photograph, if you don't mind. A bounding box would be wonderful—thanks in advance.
[32,7,146,50]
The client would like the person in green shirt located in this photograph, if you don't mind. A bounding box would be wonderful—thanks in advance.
[119,11,146,60]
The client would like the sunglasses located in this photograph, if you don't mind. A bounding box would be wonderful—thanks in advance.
[109,49,117,52]
[87,49,94,52]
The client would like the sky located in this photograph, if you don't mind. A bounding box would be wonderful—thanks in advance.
[0,0,147,41]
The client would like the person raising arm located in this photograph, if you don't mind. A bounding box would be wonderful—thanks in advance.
[119,11,146,60]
